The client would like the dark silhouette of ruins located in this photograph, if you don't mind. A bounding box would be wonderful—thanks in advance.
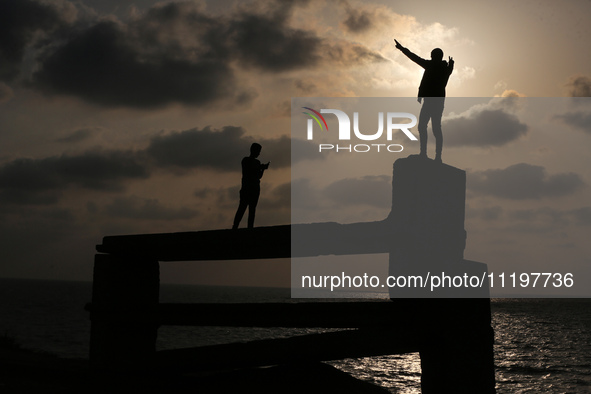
[87,155,496,393]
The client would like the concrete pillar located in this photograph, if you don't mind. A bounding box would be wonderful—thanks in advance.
[89,254,159,370]
[387,156,495,392]
[417,299,496,393]
[388,156,466,263]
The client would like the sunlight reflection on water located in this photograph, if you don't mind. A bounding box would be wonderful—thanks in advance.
[327,299,591,393]
[329,354,422,393]
[3,282,591,393]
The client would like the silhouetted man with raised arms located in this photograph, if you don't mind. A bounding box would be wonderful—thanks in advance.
[395,39,454,163]
[232,143,270,229]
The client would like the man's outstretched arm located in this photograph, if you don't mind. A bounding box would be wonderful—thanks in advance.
[394,39,428,68]
[448,56,455,75]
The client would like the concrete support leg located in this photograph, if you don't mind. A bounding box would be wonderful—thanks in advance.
[89,254,159,370]
[417,299,496,393]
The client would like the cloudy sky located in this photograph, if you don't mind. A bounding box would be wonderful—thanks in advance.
[1,0,590,289]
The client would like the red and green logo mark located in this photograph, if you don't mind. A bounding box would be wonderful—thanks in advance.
[302,107,329,132]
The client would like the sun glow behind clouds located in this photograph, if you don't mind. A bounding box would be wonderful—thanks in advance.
[286,1,477,97]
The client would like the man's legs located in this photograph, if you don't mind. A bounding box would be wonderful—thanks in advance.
[232,186,252,230]
[418,102,430,157]
[234,187,261,229]
[232,190,249,229]
[247,189,260,229]
[418,98,445,161]
[430,98,445,162]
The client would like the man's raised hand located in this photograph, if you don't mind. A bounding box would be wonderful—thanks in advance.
[449,56,454,65]
[394,39,403,50]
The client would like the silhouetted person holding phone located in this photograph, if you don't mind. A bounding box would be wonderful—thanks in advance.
[394,39,454,163]
[232,143,270,229]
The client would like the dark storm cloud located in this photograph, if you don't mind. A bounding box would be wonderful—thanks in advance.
[263,135,325,167]
[468,163,585,200]
[194,185,238,206]
[33,19,238,108]
[509,207,570,224]
[0,82,14,103]
[323,41,387,66]
[565,75,591,97]
[468,205,591,228]
[324,175,390,208]
[503,206,591,229]
[55,127,98,143]
[29,1,240,107]
[342,8,373,33]
[444,109,528,147]
[104,196,198,221]
[569,207,591,226]
[26,0,385,107]
[0,189,62,205]
[260,181,291,209]
[553,111,591,134]
[504,207,572,233]
[47,150,148,189]
[0,123,320,205]
[146,126,248,171]
[466,206,503,221]
[0,0,75,81]
[146,126,321,171]
[194,187,215,199]
[262,135,293,168]
[229,10,323,72]
[294,79,317,93]
[0,149,148,204]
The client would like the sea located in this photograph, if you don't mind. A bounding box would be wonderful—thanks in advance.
[1,278,590,393]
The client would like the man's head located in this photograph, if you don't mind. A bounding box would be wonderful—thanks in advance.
[431,48,443,61]
[250,143,262,157]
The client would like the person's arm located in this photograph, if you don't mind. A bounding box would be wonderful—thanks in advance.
[448,56,454,75]
[258,162,270,179]
[243,157,263,181]
[394,39,428,68]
